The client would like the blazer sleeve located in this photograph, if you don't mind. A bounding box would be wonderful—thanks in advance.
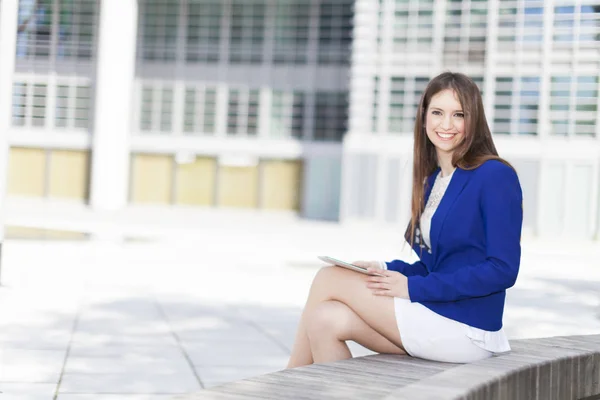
[385,259,428,277]
[407,166,523,302]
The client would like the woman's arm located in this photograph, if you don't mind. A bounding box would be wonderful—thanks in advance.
[407,165,523,302]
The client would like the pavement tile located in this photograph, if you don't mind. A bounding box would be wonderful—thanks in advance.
[0,325,72,350]
[58,395,179,399]
[181,340,289,367]
[67,343,182,359]
[171,318,271,344]
[58,372,201,394]
[0,349,66,383]
[0,383,57,399]
[64,354,191,375]
[70,332,178,347]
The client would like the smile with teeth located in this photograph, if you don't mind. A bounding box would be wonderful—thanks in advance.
[436,131,456,140]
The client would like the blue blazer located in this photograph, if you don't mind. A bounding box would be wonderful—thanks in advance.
[386,160,523,331]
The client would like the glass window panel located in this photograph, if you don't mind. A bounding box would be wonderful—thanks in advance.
[227,89,240,135]
[494,77,513,135]
[318,0,353,65]
[388,77,405,133]
[314,91,348,141]
[139,0,180,62]
[229,1,265,64]
[186,0,222,63]
[160,87,173,132]
[273,1,310,65]
[140,86,154,131]
[203,88,217,134]
[12,82,28,126]
[16,0,96,62]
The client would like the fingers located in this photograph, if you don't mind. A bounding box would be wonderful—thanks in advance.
[367,267,389,276]
[372,290,393,296]
[366,282,391,290]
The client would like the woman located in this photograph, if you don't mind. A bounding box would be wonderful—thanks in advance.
[287,72,523,367]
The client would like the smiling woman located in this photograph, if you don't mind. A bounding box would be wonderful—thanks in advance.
[287,72,523,368]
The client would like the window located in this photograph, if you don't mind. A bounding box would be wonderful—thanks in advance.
[227,89,240,134]
[394,0,434,54]
[551,75,598,137]
[574,76,598,137]
[553,6,575,51]
[248,90,259,136]
[138,0,180,62]
[388,77,405,133]
[186,0,222,63]
[271,91,305,139]
[273,1,310,64]
[472,76,484,97]
[497,5,517,53]
[519,77,540,136]
[314,92,348,141]
[494,77,513,135]
[182,87,217,135]
[139,84,174,133]
[550,76,571,136]
[55,84,91,129]
[12,83,29,127]
[16,0,98,63]
[11,82,47,127]
[444,0,487,65]
[376,0,384,50]
[579,5,600,47]
[372,76,380,133]
[203,89,217,134]
[227,88,261,136]
[411,77,429,126]
[318,0,353,65]
[229,1,266,64]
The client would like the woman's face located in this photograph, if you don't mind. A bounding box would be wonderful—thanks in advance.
[425,89,465,157]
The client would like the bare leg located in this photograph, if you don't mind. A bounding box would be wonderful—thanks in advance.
[306,300,405,363]
[287,266,406,368]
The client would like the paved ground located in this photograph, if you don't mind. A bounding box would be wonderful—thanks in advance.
[0,198,599,399]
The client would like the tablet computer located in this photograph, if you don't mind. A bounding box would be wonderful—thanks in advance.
[317,256,384,276]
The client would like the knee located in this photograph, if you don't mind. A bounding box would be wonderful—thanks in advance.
[306,301,351,341]
[310,266,339,290]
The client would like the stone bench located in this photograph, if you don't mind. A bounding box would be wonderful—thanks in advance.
[180,334,600,400]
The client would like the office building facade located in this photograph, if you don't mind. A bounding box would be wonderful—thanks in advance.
[0,0,599,240]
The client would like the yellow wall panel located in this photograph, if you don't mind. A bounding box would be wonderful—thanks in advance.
[7,147,46,197]
[175,157,216,206]
[48,150,90,200]
[218,165,258,208]
[261,160,302,211]
[131,154,173,204]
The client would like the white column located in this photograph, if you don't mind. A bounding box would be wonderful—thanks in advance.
[0,0,19,277]
[90,0,138,211]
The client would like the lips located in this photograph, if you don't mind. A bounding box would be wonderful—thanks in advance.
[436,131,457,141]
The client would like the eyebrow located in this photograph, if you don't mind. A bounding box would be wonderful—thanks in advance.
[429,107,464,112]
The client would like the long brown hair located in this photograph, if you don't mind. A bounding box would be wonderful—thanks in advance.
[407,72,513,246]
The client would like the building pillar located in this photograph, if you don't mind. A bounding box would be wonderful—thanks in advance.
[0,0,19,283]
[89,0,138,211]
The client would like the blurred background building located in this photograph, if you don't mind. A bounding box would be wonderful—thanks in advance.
[0,0,598,241]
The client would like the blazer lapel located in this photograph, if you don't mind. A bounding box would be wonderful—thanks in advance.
[430,168,470,264]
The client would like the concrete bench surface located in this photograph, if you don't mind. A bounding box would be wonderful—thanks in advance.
[179,334,600,400]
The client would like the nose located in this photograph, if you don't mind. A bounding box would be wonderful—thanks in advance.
[440,115,453,130]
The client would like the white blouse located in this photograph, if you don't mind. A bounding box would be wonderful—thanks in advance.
[385,168,511,354]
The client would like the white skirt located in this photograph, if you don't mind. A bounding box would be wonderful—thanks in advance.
[394,297,493,363]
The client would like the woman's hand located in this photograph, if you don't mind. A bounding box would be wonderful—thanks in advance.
[365,268,410,300]
[352,260,382,270]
